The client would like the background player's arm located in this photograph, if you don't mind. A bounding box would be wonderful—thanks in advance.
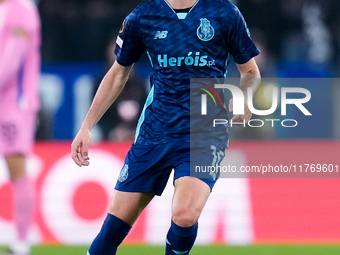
[229,57,261,123]
[0,28,29,88]
[71,61,133,166]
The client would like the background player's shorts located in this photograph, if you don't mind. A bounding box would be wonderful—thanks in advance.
[0,108,37,156]
[115,141,226,196]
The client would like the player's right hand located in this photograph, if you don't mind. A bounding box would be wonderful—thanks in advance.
[71,128,91,167]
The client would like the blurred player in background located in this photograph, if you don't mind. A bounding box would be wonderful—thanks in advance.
[0,0,40,254]
[71,0,260,254]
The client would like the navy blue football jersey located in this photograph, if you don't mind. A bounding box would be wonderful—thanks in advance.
[114,0,260,146]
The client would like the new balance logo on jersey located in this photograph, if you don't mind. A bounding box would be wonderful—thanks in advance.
[154,31,168,39]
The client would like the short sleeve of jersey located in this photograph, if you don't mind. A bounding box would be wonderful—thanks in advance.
[114,9,145,66]
[226,5,260,64]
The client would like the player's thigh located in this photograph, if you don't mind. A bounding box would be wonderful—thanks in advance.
[5,154,26,180]
[172,176,211,227]
[109,190,155,225]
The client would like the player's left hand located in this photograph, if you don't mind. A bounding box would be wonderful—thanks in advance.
[229,98,252,124]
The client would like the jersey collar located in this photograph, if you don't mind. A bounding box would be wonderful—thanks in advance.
[161,0,201,20]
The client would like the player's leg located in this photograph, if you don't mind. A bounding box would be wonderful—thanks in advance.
[87,190,155,255]
[1,109,36,255]
[88,142,173,255]
[6,155,27,180]
[6,154,34,255]
[109,190,155,225]
[165,176,211,255]
[6,154,34,239]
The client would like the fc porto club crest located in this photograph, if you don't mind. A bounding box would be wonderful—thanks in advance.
[197,18,215,41]
[118,164,129,182]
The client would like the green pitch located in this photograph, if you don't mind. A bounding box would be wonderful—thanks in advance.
[2,244,340,255]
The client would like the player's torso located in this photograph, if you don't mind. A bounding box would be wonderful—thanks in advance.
[134,0,231,145]
[0,0,40,111]
[140,0,230,80]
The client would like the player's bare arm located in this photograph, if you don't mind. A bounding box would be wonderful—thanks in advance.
[0,26,29,88]
[71,61,133,167]
[229,57,261,123]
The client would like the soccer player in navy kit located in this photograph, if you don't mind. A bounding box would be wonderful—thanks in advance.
[71,0,261,254]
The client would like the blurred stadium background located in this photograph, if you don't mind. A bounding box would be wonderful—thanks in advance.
[1,0,340,254]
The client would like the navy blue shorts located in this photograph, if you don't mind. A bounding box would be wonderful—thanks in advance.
[115,142,226,196]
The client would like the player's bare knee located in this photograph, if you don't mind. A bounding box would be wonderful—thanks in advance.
[172,207,199,227]
[172,213,198,228]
